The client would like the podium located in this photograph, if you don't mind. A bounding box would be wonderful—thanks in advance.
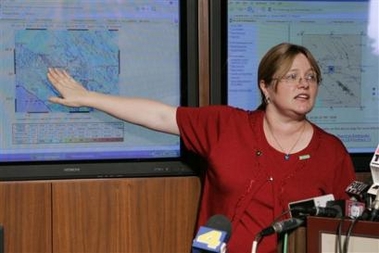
[306,216,379,253]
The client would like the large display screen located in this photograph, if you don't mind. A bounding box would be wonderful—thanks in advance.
[0,0,198,179]
[226,0,378,155]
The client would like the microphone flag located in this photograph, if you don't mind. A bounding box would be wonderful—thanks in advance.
[192,214,231,253]
[192,226,228,253]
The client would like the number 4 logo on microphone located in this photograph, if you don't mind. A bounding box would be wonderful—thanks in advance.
[192,227,227,253]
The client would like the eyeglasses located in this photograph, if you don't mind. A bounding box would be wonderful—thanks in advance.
[275,72,318,85]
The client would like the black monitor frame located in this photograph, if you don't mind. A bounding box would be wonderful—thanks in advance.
[0,0,200,181]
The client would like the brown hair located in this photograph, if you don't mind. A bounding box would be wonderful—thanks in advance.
[257,43,322,110]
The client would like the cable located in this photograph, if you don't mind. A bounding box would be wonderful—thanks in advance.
[251,233,261,253]
[342,218,359,253]
[336,216,346,253]
[282,233,289,253]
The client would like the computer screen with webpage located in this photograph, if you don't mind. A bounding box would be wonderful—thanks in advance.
[227,0,378,154]
[0,1,188,164]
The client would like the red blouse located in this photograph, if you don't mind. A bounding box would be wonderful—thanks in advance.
[177,106,356,253]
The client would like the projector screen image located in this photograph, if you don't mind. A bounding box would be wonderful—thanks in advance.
[0,0,198,179]
[226,0,379,154]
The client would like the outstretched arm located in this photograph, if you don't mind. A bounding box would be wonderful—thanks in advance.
[47,68,180,135]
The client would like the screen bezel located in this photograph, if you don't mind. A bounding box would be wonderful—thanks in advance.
[0,0,200,181]
[209,0,373,172]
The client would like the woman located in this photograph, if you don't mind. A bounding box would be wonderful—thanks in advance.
[47,43,356,253]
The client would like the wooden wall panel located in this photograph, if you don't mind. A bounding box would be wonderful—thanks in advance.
[0,181,52,253]
[52,177,201,253]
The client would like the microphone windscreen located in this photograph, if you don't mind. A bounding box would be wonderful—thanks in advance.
[205,214,232,242]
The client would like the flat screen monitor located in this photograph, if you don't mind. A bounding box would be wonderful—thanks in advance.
[210,0,378,172]
[0,0,199,180]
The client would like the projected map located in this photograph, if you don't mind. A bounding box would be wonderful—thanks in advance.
[15,30,120,113]
[303,34,362,108]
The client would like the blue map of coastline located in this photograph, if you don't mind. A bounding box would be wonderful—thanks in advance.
[15,30,119,113]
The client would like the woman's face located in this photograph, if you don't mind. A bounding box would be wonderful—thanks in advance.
[262,53,319,117]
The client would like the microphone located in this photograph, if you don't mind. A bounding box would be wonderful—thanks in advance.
[359,186,379,221]
[310,205,343,218]
[328,199,366,219]
[360,145,379,221]
[192,214,232,253]
[259,218,304,237]
[291,205,342,218]
[367,144,379,198]
[345,180,370,202]
[368,190,379,221]
[252,217,304,253]
[288,194,335,218]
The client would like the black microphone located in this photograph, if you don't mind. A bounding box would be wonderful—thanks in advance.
[192,214,232,253]
[291,205,342,218]
[259,218,304,237]
[311,205,343,218]
[345,180,371,202]
[368,190,379,221]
